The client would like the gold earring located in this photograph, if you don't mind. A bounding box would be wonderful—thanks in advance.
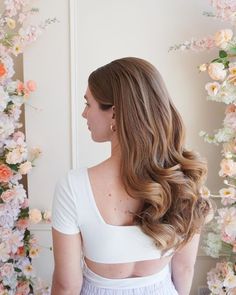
[110,124,116,132]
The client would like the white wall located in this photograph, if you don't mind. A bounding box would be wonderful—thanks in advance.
[24,0,225,293]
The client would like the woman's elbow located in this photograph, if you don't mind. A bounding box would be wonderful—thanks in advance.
[51,273,83,295]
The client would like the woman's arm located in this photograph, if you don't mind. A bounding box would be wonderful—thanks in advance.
[51,228,83,295]
[171,233,200,295]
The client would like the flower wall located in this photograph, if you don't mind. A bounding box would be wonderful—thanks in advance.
[171,1,236,294]
[0,1,55,294]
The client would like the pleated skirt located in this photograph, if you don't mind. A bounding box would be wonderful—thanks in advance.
[80,263,178,295]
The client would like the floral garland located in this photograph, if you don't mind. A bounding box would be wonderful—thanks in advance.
[0,1,55,294]
[170,1,236,294]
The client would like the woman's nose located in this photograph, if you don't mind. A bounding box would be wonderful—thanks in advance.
[82,108,87,118]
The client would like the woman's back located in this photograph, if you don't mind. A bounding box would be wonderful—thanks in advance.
[84,159,172,279]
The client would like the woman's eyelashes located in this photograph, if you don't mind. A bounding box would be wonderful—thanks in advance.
[84,102,90,107]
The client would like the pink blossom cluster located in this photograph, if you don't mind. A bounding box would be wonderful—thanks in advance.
[0,0,56,59]
[210,0,236,23]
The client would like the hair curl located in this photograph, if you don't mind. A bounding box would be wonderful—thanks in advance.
[88,57,210,252]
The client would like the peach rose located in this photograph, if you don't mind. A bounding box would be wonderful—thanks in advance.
[16,218,30,230]
[29,209,42,224]
[0,63,6,77]
[208,63,227,81]
[225,104,236,114]
[19,161,32,175]
[26,80,37,92]
[214,29,233,49]
[16,246,25,256]
[0,164,13,182]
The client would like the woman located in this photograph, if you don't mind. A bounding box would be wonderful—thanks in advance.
[51,57,210,295]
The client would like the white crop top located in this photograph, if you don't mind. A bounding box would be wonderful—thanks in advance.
[52,167,174,263]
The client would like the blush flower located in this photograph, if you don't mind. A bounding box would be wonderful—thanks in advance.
[214,29,233,49]
[29,247,40,258]
[19,161,32,175]
[26,80,37,92]
[6,18,16,30]
[16,281,30,295]
[29,208,42,224]
[219,159,236,177]
[205,82,221,96]
[219,187,236,205]
[224,112,236,131]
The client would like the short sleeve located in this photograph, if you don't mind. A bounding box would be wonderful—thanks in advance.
[51,173,80,235]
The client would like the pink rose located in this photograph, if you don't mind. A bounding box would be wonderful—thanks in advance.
[0,263,14,277]
[16,281,30,295]
[13,131,25,141]
[21,198,29,209]
[26,80,37,92]
[1,189,16,203]
[0,164,13,182]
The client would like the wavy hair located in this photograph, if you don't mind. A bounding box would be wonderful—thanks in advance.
[88,57,210,252]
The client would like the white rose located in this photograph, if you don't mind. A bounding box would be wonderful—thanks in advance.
[208,63,227,81]
[6,148,23,164]
[214,29,233,49]
[19,161,32,175]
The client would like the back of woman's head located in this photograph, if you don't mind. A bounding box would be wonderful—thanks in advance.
[88,57,210,252]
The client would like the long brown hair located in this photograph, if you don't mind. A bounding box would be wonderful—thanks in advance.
[88,57,209,252]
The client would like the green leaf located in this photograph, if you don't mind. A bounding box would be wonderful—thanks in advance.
[219,50,227,58]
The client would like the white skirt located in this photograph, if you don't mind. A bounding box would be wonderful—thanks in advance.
[80,262,178,294]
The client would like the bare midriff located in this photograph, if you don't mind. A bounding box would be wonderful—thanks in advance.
[84,256,172,279]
